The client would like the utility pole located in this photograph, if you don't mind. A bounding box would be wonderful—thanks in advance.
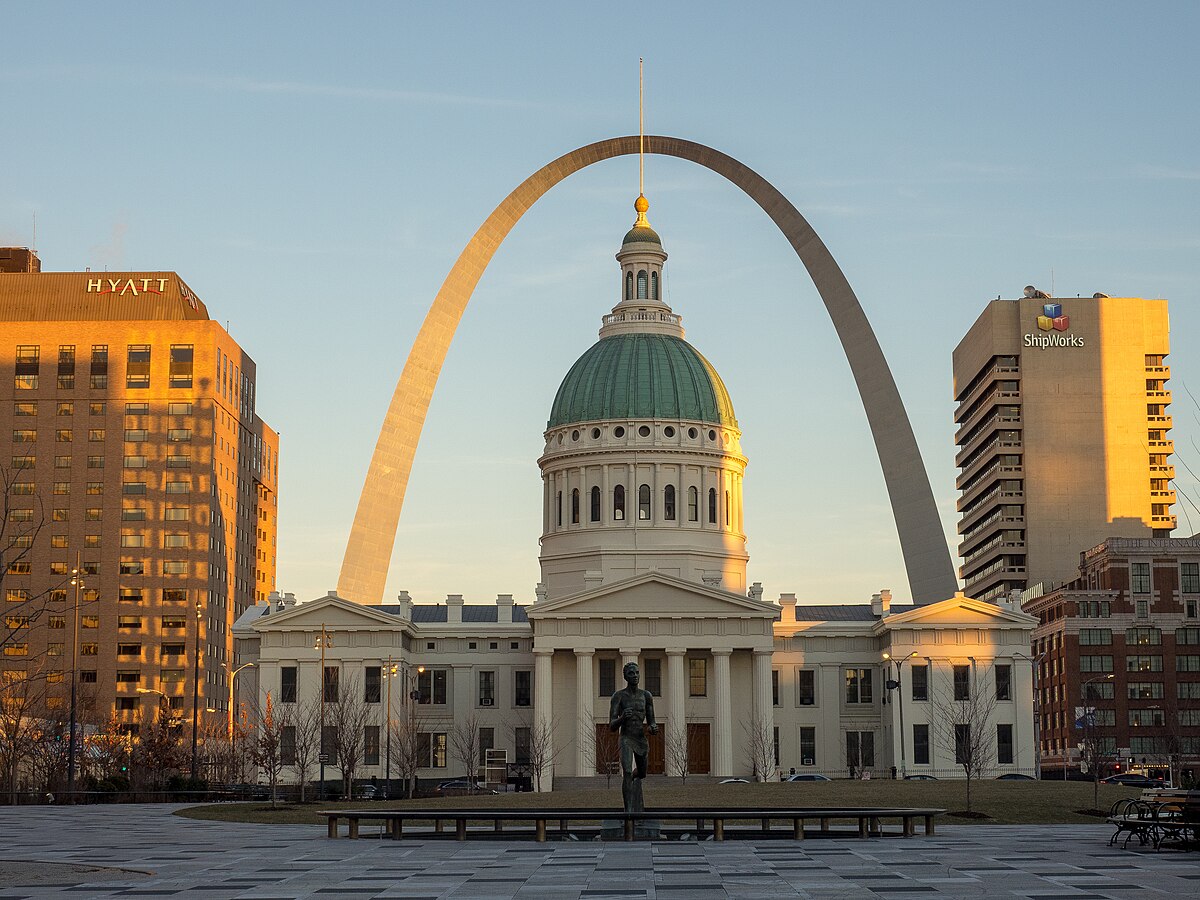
[190,600,202,782]
[883,650,918,777]
[66,554,83,802]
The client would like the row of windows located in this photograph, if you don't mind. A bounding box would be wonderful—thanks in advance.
[10,428,192,443]
[5,479,192,497]
[12,401,194,417]
[557,485,727,526]
[554,424,720,445]
[7,586,193,609]
[6,560,187,579]
[12,345,194,390]
[623,269,660,302]
[282,666,534,709]
[9,453,191,469]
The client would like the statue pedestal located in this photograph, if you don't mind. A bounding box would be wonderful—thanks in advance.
[600,818,662,840]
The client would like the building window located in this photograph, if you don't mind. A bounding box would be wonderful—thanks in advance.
[638,484,651,521]
[1175,656,1200,673]
[1128,655,1163,673]
[590,486,600,522]
[625,271,633,301]
[1127,682,1163,700]
[1080,655,1114,673]
[995,664,1011,701]
[613,484,625,520]
[799,727,816,766]
[514,670,531,707]
[846,731,874,770]
[1126,627,1162,645]
[996,723,1014,764]
[913,724,930,765]
[953,724,971,764]
[663,484,676,521]
[644,658,661,697]
[598,659,616,697]
[637,269,648,299]
[363,725,380,766]
[772,669,780,706]
[911,664,929,701]
[416,668,447,704]
[125,345,151,389]
[689,658,707,697]
[798,669,815,706]
[953,665,971,701]
[321,726,338,764]
[281,726,296,766]
[708,488,717,524]
[1079,628,1112,645]
[364,666,381,703]
[169,345,194,389]
[323,666,339,703]
[650,271,659,300]
[479,727,495,767]
[1182,563,1200,594]
[479,670,495,706]
[845,668,873,704]
[1131,562,1151,594]
[687,486,698,522]
[281,667,297,703]
[571,488,580,525]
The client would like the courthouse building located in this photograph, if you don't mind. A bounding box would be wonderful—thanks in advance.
[236,199,1036,788]
[0,248,278,729]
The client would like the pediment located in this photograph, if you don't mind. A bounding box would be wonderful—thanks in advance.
[877,593,1037,631]
[252,594,405,631]
[527,572,777,619]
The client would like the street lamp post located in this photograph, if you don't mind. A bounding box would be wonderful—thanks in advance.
[383,659,397,798]
[406,664,425,799]
[883,650,918,777]
[316,625,333,800]
[190,600,202,782]
[223,662,257,740]
[66,555,83,802]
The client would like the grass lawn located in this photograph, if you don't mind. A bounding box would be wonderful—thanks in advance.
[176,778,1142,827]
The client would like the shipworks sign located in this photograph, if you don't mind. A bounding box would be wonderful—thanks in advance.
[1024,302,1085,349]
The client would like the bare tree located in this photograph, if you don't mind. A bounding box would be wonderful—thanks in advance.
[331,674,370,799]
[27,715,70,796]
[88,714,133,784]
[251,692,290,807]
[930,667,998,813]
[133,699,186,791]
[0,667,46,801]
[389,712,429,799]
[507,716,567,793]
[289,698,321,802]
[0,466,63,654]
[449,712,482,786]
[579,714,621,787]
[744,717,776,783]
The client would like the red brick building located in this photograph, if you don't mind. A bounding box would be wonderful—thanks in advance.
[1023,537,1200,781]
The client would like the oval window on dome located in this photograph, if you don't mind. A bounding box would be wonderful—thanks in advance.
[591,427,601,440]
[664,426,675,438]
[708,429,717,441]
[571,429,580,442]
[688,427,698,440]
[614,426,625,438]
[638,425,651,438]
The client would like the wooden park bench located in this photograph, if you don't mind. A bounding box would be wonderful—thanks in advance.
[321,806,944,843]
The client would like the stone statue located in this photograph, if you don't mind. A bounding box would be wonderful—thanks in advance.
[609,661,658,814]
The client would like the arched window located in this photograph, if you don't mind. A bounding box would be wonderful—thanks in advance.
[638,484,651,520]
[637,270,648,299]
[571,488,580,525]
[556,491,562,527]
[625,271,633,301]
[590,486,600,523]
[708,488,717,524]
[650,271,659,300]
[614,485,625,521]
[688,486,698,522]
[725,490,731,526]
[664,484,676,521]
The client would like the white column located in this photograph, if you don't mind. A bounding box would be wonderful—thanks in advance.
[712,649,733,776]
[575,649,594,778]
[752,649,775,779]
[666,649,687,774]
[534,648,554,791]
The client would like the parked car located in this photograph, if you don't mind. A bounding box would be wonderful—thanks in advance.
[718,778,749,784]
[1100,773,1169,788]
[354,785,382,800]
[994,773,1037,781]
[903,774,938,781]
[784,773,831,782]
[435,780,498,795]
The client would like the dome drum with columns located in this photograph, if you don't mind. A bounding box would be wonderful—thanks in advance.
[235,194,1036,794]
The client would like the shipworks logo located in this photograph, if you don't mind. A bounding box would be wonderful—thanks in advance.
[1025,302,1084,349]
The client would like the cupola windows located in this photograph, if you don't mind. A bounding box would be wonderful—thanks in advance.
[664,485,676,521]
[590,486,601,522]
[651,271,659,300]
[625,272,633,301]
[614,485,625,520]
[637,270,648,299]
[571,488,580,525]
[638,484,651,520]
[708,488,718,524]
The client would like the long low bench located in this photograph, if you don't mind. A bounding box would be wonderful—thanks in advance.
[321,806,944,842]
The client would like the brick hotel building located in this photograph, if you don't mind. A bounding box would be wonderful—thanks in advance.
[0,248,278,732]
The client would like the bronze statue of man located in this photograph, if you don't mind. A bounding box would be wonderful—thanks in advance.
[609,661,658,814]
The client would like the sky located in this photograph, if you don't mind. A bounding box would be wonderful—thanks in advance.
[4,2,1200,608]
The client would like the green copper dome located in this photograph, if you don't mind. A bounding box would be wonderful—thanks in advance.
[622,224,661,245]
[548,333,738,429]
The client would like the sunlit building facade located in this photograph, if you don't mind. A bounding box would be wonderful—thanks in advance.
[0,249,278,732]
[953,290,1173,602]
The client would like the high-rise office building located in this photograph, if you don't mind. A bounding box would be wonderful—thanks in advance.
[953,289,1173,602]
[0,249,278,733]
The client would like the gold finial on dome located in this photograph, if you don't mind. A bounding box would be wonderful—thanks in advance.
[633,193,651,228]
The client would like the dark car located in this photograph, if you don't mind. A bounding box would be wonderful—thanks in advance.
[1100,773,1168,788]
[903,774,938,781]
[995,773,1036,781]
[784,773,831,782]
[436,780,497,795]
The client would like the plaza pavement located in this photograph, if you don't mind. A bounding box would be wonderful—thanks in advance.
[0,804,1198,899]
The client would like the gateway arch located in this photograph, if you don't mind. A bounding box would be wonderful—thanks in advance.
[338,135,958,606]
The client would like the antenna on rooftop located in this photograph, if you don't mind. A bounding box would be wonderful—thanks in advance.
[639,57,645,197]
[31,212,37,253]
